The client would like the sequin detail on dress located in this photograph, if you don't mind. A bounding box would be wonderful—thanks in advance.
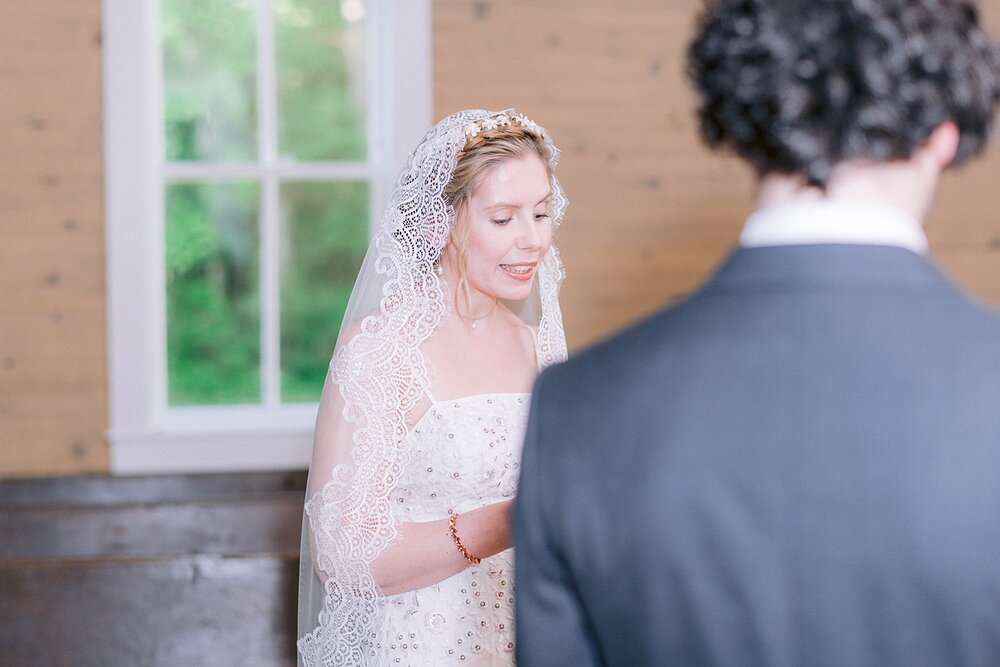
[372,393,527,666]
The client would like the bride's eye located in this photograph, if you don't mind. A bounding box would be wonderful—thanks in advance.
[491,217,513,226]
[534,213,551,221]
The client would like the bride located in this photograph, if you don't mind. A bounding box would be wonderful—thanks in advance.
[297,109,569,666]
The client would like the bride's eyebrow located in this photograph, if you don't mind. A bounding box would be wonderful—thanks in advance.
[482,192,552,211]
[484,201,518,211]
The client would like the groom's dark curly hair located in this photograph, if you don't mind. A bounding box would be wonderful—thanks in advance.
[688,0,1000,186]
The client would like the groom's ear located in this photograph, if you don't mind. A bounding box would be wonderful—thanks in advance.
[922,120,960,170]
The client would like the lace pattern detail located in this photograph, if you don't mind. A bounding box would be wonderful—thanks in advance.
[298,110,568,666]
[536,245,568,368]
[370,393,527,665]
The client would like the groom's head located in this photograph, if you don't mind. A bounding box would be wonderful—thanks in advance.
[688,0,1000,187]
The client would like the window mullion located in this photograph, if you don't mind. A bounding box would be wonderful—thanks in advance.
[257,0,281,408]
[163,161,374,181]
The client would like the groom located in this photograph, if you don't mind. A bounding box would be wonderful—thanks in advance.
[514,0,1000,665]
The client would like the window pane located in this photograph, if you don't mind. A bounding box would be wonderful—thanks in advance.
[275,0,367,161]
[279,181,369,402]
[166,182,261,405]
[162,0,257,161]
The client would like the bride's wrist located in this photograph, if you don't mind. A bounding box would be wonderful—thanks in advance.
[449,511,482,565]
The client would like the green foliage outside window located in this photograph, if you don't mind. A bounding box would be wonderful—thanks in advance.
[166,182,261,405]
[276,0,367,161]
[280,181,369,402]
[163,0,258,161]
[162,0,369,405]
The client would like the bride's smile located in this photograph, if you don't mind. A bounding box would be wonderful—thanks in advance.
[442,152,553,308]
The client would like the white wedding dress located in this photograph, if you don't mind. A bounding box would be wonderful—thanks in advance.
[296,110,568,667]
[370,392,529,666]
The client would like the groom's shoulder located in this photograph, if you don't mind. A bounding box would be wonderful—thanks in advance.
[541,302,682,389]
[947,294,1000,364]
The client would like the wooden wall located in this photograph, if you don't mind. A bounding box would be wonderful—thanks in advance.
[0,1,108,477]
[1,1,998,477]
[434,0,1000,348]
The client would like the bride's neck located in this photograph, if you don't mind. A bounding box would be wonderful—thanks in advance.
[440,262,499,323]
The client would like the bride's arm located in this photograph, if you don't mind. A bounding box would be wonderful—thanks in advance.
[308,371,515,595]
[371,499,513,596]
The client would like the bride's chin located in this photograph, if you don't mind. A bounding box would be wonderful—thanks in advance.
[468,282,532,304]
[498,283,535,302]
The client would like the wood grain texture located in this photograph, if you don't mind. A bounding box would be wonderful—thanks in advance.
[434,0,748,346]
[0,555,299,667]
[1,1,998,477]
[0,469,308,507]
[0,0,108,477]
[434,0,1000,349]
[0,472,304,666]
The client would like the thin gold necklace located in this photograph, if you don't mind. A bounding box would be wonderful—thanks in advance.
[469,297,500,329]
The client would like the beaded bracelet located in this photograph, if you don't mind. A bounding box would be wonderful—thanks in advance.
[448,512,482,565]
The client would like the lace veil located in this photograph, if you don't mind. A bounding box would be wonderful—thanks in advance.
[296,109,568,666]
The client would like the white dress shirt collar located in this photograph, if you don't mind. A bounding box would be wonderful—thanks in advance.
[739,200,928,255]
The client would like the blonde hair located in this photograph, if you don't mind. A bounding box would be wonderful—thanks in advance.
[443,124,553,319]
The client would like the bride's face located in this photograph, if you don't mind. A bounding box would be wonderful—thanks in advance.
[453,152,553,303]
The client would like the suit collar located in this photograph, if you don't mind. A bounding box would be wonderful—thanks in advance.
[704,244,957,295]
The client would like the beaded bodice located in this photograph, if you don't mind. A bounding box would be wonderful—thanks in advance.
[372,392,529,666]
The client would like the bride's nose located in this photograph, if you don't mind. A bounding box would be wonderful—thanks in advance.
[516,217,542,250]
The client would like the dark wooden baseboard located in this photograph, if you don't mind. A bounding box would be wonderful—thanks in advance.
[0,471,307,667]
[0,470,308,508]
[0,554,299,667]
[1,496,303,561]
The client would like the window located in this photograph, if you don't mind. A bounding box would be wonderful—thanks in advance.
[104,0,431,473]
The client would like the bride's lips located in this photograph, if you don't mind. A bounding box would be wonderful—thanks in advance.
[500,262,537,281]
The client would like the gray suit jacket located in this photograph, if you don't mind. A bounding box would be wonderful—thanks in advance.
[514,244,1000,666]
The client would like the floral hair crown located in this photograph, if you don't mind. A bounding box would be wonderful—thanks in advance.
[462,111,543,142]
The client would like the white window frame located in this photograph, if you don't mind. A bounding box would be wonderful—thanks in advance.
[103,0,431,474]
